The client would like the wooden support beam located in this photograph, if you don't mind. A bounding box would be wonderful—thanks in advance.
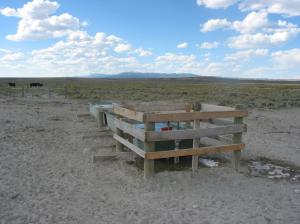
[113,134,145,158]
[115,127,124,152]
[145,143,245,160]
[192,119,200,173]
[144,122,155,179]
[146,124,246,141]
[232,117,243,171]
[144,110,248,122]
[114,118,145,141]
[113,105,145,122]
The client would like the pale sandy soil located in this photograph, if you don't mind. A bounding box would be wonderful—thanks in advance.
[0,96,299,224]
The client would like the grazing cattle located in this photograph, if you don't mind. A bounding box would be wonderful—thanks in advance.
[8,82,16,87]
[30,83,43,88]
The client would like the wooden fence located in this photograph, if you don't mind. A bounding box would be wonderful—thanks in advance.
[110,102,248,179]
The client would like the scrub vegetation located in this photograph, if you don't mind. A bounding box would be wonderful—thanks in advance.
[1,77,300,109]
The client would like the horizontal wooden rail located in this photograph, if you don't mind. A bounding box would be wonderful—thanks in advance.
[114,118,145,141]
[113,106,145,122]
[113,134,145,158]
[144,110,248,122]
[130,102,192,112]
[146,124,246,141]
[201,104,235,112]
[145,143,245,160]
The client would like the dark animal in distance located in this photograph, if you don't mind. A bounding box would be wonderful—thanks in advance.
[8,82,16,87]
[30,83,43,88]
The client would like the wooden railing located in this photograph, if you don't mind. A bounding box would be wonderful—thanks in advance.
[111,103,248,179]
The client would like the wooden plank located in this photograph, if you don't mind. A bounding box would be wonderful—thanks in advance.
[113,134,145,158]
[145,110,248,122]
[144,122,155,179]
[145,143,245,160]
[114,118,145,141]
[129,102,192,112]
[146,124,246,141]
[201,104,235,111]
[113,105,145,122]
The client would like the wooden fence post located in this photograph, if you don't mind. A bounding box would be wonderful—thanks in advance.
[192,119,200,173]
[232,105,244,171]
[192,102,201,173]
[144,122,155,179]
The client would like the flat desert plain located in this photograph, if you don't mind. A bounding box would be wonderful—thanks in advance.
[0,94,300,224]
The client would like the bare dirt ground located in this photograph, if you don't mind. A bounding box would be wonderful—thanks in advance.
[0,95,299,224]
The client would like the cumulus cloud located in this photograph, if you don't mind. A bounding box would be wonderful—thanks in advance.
[201,19,231,32]
[114,43,132,53]
[201,11,268,34]
[0,0,81,41]
[134,48,152,57]
[201,11,300,49]
[177,42,188,49]
[199,41,219,49]
[197,0,300,17]
[28,31,154,76]
[239,0,300,17]
[232,11,268,33]
[271,48,300,68]
[228,27,300,48]
[196,0,238,9]
[224,49,268,61]
[0,49,24,62]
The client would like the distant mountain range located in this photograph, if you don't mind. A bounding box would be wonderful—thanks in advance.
[86,72,198,79]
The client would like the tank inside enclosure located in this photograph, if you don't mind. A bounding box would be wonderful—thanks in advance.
[89,102,194,151]
[132,123,193,151]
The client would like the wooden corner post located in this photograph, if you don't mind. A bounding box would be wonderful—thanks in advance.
[144,122,155,179]
[192,102,201,173]
[232,105,244,171]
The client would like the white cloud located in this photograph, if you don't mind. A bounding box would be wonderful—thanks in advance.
[271,48,300,68]
[201,11,268,34]
[134,48,152,57]
[177,42,188,49]
[1,52,24,61]
[239,0,300,17]
[0,0,81,41]
[224,49,268,61]
[0,49,24,62]
[196,0,300,17]
[114,43,132,53]
[199,41,219,49]
[232,11,268,33]
[228,27,300,48]
[196,0,238,9]
[201,19,231,32]
[27,31,153,76]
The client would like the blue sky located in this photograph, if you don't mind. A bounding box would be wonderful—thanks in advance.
[0,0,300,79]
